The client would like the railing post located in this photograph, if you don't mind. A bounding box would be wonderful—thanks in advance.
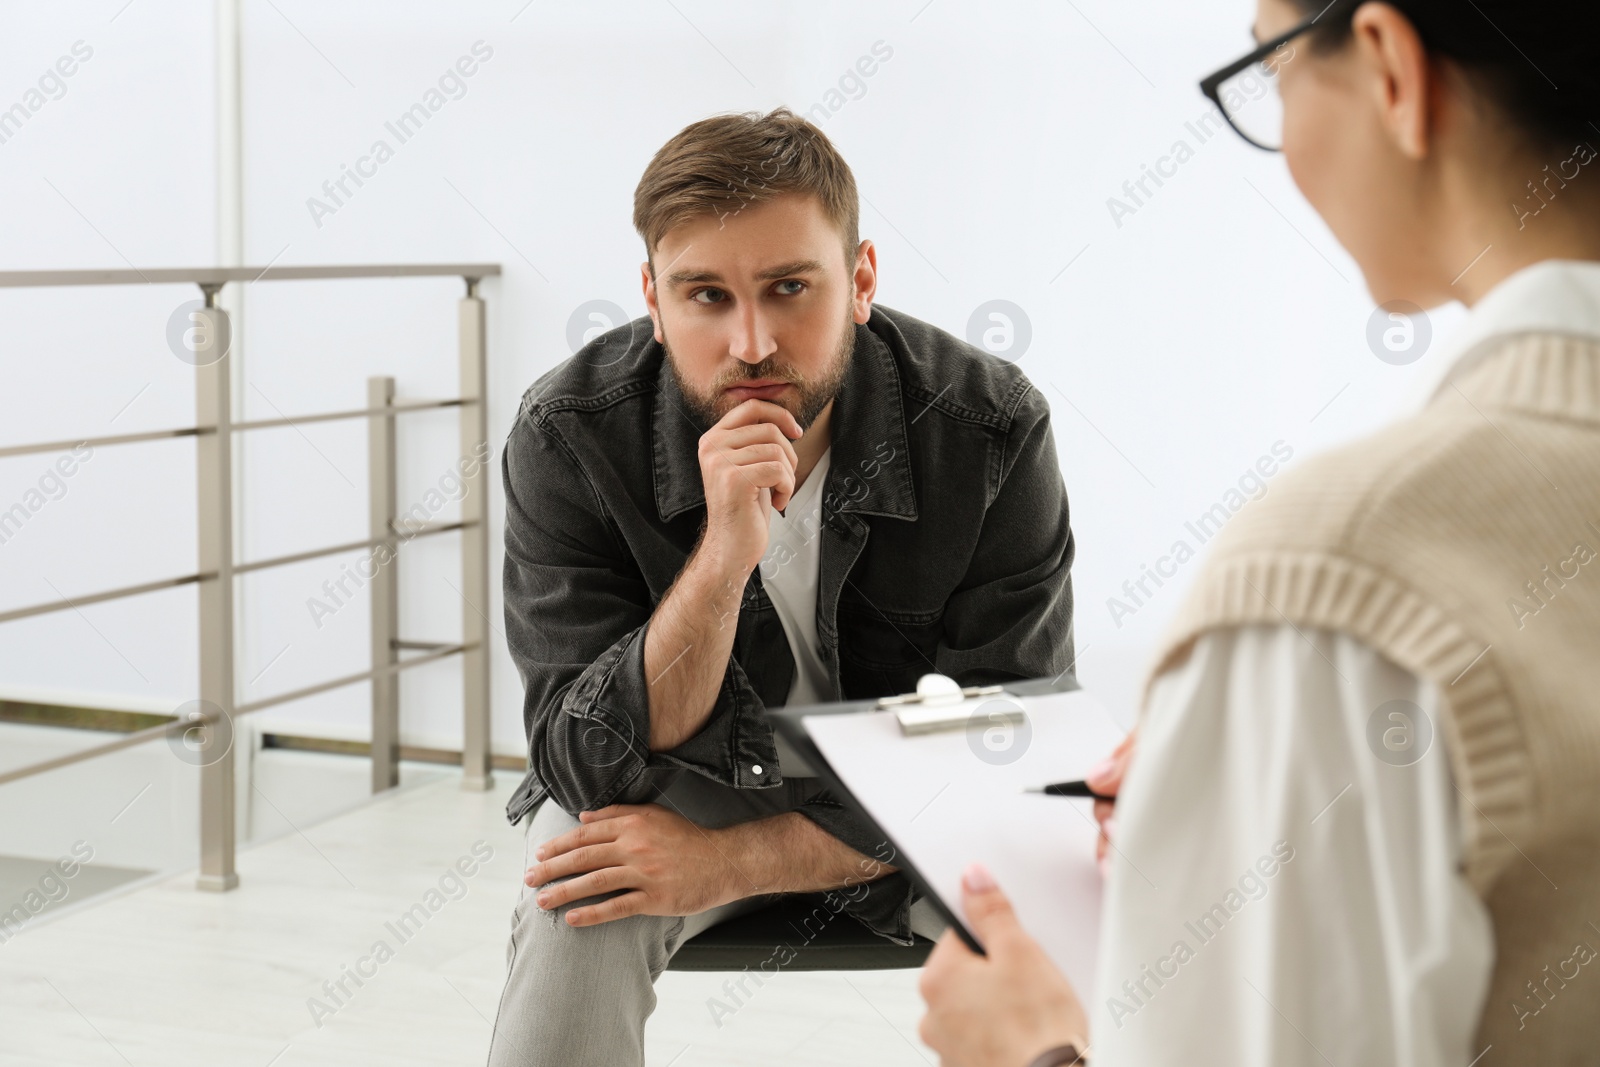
[195,287,239,891]
[368,376,400,792]
[460,279,493,791]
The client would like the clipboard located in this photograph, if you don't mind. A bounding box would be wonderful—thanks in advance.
[768,674,1112,976]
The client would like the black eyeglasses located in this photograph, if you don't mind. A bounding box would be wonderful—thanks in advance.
[1198,0,1352,151]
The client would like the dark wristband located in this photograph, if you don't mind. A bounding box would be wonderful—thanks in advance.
[1026,1045,1086,1067]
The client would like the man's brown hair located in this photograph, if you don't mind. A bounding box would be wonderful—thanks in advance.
[633,107,860,269]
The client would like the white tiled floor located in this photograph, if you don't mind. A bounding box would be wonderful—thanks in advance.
[0,772,937,1066]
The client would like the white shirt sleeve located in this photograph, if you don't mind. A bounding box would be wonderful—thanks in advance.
[1090,624,1495,1066]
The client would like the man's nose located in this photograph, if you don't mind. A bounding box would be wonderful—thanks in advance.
[729,304,778,364]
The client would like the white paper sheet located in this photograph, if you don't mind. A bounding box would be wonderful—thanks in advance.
[803,688,1123,995]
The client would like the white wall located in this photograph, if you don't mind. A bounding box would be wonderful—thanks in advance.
[0,0,1465,763]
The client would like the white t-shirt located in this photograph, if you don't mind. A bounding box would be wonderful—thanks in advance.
[757,447,832,777]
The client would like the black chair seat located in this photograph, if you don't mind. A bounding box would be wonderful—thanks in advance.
[666,892,936,972]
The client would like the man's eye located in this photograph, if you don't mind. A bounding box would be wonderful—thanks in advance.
[775,280,806,296]
[691,288,727,305]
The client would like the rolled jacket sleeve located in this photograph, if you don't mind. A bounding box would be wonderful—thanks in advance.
[790,787,923,943]
[502,410,768,818]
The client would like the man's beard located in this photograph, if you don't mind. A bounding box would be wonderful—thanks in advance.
[665,310,856,432]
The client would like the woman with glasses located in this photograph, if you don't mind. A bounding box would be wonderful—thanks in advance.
[918,0,1600,1064]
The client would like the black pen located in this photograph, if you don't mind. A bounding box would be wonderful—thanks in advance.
[1020,779,1114,802]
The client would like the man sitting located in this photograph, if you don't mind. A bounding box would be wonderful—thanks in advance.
[487,106,1077,1066]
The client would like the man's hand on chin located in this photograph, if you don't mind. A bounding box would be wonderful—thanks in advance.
[525,803,746,927]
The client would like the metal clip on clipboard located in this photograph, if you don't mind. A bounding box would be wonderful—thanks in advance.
[875,672,1021,736]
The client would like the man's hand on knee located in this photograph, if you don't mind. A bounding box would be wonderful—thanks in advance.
[525,803,748,927]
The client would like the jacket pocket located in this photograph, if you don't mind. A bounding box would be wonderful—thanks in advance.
[837,607,942,670]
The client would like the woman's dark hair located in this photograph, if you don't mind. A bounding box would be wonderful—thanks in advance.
[1293,0,1598,152]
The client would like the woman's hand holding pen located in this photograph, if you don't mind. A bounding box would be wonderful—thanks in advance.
[1086,727,1138,878]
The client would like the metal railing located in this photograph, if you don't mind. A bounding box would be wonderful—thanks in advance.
[0,262,501,891]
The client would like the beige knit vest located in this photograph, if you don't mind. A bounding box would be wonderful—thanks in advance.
[1145,333,1600,1063]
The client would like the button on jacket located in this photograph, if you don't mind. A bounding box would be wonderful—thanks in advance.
[501,303,1077,944]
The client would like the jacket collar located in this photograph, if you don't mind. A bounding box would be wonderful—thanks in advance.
[652,317,918,525]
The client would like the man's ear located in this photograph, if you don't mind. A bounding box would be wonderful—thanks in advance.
[1351,1,1434,160]
[851,239,878,324]
[640,260,665,343]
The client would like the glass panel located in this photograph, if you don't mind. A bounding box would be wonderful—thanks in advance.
[0,725,183,934]
[0,704,456,936]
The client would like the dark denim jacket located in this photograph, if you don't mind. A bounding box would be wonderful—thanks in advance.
[501,304,1076,944]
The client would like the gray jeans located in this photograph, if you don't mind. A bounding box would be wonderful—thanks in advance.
[486,768,947,1066]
